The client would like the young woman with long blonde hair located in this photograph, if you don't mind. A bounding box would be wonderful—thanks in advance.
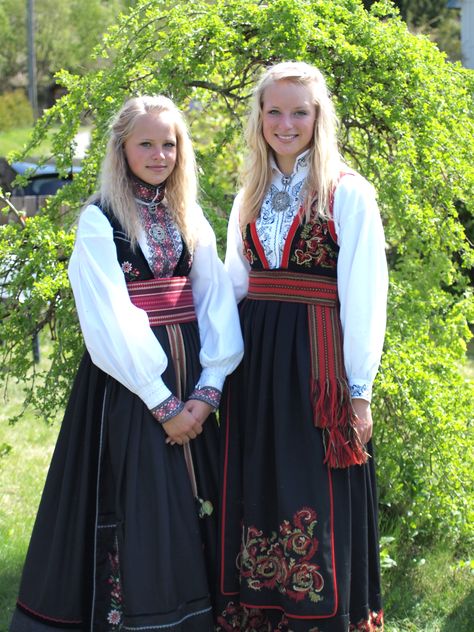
[10,95,243,632]
[217,62,388,631]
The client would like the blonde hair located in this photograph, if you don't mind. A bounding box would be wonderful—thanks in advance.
[240,61,342,227]
[97,95,198,249]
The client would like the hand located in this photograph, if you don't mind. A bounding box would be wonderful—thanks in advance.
[352,398,373,445]
[184,399,214,425]
[162,408,203,446]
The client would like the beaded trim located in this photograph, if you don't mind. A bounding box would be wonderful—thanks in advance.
[151,394,184,423]
[188,386,221,411]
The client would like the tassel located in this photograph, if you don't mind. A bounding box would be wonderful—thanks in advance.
[311,377,369,469]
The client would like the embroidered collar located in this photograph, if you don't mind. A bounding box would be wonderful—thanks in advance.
[130,174,166,204]
[270,149,310,178]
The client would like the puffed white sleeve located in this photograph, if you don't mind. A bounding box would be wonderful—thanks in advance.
[333,175,388,402]
[224,191,251,301]
[68,204,173,409]
[188,205,244,396]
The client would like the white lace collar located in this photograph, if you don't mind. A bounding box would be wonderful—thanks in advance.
[256,151,311,269]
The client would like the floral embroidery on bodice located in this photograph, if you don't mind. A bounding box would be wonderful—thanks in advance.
[132,176,184,278]
[243,214,339,278]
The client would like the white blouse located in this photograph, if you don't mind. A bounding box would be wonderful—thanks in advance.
[68,203,244,410]
[225,160,388,402]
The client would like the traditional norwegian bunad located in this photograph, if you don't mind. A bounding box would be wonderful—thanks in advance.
[217,152,388,632]
[10,178,243,632]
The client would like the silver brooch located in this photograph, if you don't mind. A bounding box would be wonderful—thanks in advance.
[271,174,294,213]
[149,224,166,243]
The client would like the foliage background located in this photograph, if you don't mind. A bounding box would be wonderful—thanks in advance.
[0,0,134,107]
[1,0,473,594]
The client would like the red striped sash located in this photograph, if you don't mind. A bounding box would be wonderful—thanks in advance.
[129,276,200,496]
[247,270,367,469]
[248,270,338,306]
[127,276,196,326]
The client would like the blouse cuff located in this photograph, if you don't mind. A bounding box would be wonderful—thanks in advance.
[197,367,227,393]
[349,380,373,402]
[188,386,221,411]
[150,395,185,423]
[137,377,172,410]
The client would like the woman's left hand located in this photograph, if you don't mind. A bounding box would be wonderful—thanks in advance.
[352,398,373,445]
[184,399,214,425]
[165,401,214,445]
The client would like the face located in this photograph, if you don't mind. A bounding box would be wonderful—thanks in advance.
[261,79,316,175]
[123,111,177,185]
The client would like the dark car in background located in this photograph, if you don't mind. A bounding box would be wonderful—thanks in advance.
[0,158,81,197]
[0,158,81,361]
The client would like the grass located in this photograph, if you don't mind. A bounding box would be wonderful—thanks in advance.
[0,418,59,630]
[0,126,53,159]
[0,344,60,631]
[0,342,473,631]
[0,124,90,163]
[383,548,474,632]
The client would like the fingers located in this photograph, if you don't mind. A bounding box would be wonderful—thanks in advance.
[351,399,373,445]
[354,417,372,444]
[162,408,203,446]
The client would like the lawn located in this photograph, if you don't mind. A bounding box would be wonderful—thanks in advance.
[0,125,90,163]
[0,126,53,160]
[0,335,61,629]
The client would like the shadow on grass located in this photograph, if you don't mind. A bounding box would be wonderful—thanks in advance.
[0,558,22,632]
[440,589,474,632]
[382,544,474,632]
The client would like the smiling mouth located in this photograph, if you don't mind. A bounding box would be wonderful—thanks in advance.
[276,134,297,141]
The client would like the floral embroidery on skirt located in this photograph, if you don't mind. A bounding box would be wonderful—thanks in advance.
[106,537,123,629]
[238,507,324,604]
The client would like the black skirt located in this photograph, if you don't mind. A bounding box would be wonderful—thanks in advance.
[217,297,383,632]
[10,321,218,632]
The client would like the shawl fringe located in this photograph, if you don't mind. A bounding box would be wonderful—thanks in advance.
[311,377,368,468]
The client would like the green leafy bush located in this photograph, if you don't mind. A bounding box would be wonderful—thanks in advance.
[0,91,33,132]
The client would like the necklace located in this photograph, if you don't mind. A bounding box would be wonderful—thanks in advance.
[271,174,294,213]
[134,197,162,216]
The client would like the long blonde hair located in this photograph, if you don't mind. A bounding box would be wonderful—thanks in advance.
[240,62,342,227]
[97,95,198,249]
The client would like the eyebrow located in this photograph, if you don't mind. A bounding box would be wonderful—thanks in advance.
[264,103,311,109]
[137,136,176,142]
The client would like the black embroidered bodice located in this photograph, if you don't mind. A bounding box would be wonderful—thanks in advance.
[96,176,192,283]
[243,212,339,278]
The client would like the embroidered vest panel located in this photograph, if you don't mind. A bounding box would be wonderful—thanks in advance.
[242,215,339,277]
[98,205,193,283]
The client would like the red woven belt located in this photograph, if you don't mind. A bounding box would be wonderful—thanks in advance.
[127,276,196,326]
[246,269,367,469]
[247,270,338,305]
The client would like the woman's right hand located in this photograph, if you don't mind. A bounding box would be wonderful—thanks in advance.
[162,408,203,445]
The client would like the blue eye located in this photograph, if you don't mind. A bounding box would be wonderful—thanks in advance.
[164,142,176,148]
[140,141,152,147]
[295,110,308,117]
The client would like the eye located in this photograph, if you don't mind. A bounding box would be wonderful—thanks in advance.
[140,141,152,147]
[267,109,280,116]
[294,110,309,117]
[164,141,176,148]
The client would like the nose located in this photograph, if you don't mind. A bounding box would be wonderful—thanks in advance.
[279,113,293,130]
[151,146,165,160]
